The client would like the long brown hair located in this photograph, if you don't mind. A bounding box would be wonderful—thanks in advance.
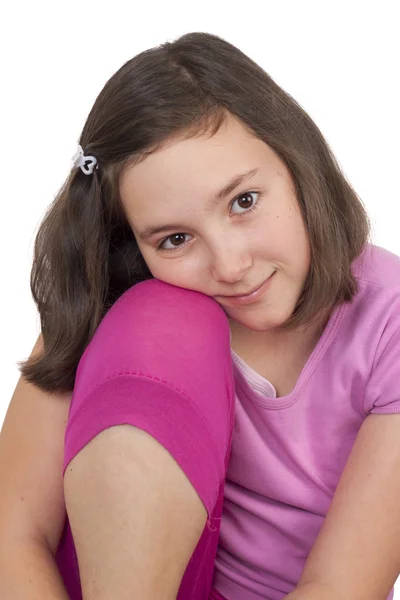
[18,31,370,394]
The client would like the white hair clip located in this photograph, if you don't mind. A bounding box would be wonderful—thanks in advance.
[71,145,98,175]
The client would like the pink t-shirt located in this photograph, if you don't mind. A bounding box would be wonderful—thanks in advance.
[212,244,400,600]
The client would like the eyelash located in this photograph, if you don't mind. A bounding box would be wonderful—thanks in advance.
[156,191,261,253]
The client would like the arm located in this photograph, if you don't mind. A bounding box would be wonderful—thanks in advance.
[0,334,72,599]
[285,413,400,600]
[0,538,70,600]
[285,582,341,600]
[64,423,208,600]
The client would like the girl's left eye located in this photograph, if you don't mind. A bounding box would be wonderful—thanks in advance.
[230,191,260,216]
[156,191,261,252]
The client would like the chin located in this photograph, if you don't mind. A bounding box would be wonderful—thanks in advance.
[225,312,282,333]
[226,303,294,332]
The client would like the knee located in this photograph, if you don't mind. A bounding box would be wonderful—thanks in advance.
[119,279,230,342]
[89,279,231,368]
[81,279,233,395]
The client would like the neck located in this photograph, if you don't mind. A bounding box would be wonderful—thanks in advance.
[229,311,330,358]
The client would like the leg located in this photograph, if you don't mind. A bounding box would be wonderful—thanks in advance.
[57,280,235,600]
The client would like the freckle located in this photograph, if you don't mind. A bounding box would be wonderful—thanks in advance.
[21,496,24,501]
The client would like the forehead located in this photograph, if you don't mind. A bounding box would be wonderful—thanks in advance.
[119,115,273,201]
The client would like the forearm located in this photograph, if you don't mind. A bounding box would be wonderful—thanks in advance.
[285,581,345,600]
[0,538,70,600]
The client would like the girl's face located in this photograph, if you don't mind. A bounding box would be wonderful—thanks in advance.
[119,113,311,333]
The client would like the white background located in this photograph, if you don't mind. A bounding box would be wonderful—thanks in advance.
[1,0,399,596]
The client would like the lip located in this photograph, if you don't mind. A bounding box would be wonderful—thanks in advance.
[217,272,276,307]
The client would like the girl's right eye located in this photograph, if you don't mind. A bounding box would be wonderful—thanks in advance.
[157,233,192,252]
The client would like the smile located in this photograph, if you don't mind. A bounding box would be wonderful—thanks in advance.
[217,272,276,307]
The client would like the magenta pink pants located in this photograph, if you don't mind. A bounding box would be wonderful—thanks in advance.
[56,279,236,599]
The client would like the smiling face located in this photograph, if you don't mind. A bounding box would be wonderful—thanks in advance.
[119,113,311,334]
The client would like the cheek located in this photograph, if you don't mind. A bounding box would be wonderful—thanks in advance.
[289,224,311,281]
[256,211,310,271]
[140,249,198,286]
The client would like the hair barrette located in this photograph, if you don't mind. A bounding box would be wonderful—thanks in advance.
[71,145,98,175]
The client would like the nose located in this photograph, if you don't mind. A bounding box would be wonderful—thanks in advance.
[210,240,252,284]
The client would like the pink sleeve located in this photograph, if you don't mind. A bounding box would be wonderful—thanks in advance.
[365,303,400,415]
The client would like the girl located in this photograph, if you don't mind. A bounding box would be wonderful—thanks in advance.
[0,31,399,600]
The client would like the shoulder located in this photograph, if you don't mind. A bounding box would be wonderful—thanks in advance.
[353,243,400,294]
[337,245,400,415]
[336,244,400,350]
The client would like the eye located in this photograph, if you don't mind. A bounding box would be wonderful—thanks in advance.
[156,191,261,252]
[230,191,260,215]
[157,232,192,252]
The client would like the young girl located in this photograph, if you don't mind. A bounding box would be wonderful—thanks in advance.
[0,31,399,600]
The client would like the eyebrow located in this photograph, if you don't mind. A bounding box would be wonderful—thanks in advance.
[138,167,260,240]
